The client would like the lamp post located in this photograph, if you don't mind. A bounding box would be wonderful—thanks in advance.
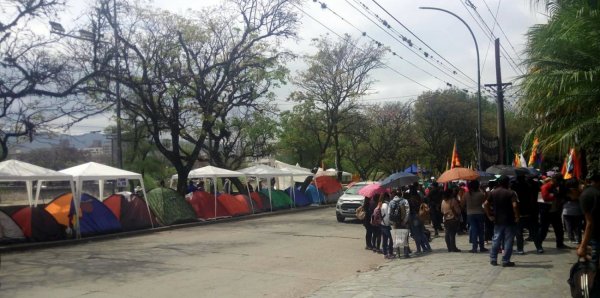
[50,1,123,169]
[419,7,482,171]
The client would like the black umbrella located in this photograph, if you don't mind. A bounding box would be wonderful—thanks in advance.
[486,165,518,177]
[380,172,419,188]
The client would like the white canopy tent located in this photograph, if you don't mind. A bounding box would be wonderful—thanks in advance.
[0,159,78,237]
[239,165,292,212]
[59,162,154,228]
[273,161,313,206]
[187,165,247,218]
[0,159,75,207]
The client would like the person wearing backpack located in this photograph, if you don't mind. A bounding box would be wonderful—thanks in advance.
[362,196,375,251]
[390,189,411,258]
[577,171,600,297]
[380,193,394,259]
[369,194,382,253]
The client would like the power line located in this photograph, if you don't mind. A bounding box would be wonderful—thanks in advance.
[481,0,523,61]
[290,2,434,91]
[369,0,479,87]
[314,0,474,91]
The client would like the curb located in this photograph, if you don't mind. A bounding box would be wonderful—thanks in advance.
[0,205,333,254]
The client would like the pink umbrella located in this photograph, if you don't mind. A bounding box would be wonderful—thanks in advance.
[358,183,387,198]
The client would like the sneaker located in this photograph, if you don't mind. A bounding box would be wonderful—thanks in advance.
[479,248,489,253]
[468,249,477,253]
[502,261,516,267]
[515,250,525,255]
[536,248,544,254]
[490,260,498,266]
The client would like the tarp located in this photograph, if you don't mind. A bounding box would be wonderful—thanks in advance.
[104,194,158,231]
[314,176,343,195]
[404,164,429,174]
[305,184,326,204]
[187,191,230,219]
[259,189,292,210]
[0,210,25,242]
[285,187,312,207]
[0,159,75,207]
[146,188,197,225]
[11,206,66,241]
[239,164,292,177]
[218,193,252,216]
[71,193,122,236]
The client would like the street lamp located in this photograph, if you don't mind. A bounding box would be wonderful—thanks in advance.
[49,10,123,169]
[419,6,483,171]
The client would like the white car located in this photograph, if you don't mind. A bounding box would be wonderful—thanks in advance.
[335,182,371,222]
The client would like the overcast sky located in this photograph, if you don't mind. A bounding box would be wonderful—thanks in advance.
[55,0,547,134]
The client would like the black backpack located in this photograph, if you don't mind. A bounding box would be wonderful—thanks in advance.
[389,199,406,224]
[568,259,596,298]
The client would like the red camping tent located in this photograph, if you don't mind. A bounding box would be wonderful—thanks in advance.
[186,191,230,219]
[11,206,65,241]
[218,193,251,216]
[104,194,158,231]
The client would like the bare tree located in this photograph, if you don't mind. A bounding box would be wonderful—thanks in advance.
[95,0,298,193]
[293,34,385,180]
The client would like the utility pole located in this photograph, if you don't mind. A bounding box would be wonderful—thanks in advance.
[113,0,123,169]
[485,38,511,165]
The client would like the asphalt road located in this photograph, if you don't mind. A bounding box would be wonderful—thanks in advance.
[0,207,574,297]
[0,207,383,298]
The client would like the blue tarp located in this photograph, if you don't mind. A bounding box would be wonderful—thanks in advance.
[285,187,312,207]
[404,164,429,174]
[70,193,122,236]
[305,184,325,204]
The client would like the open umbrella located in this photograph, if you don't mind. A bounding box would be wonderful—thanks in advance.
[314,175,342,195]
[486,165,518,176]
[437,167,479,183]
[380,172,418,188]
[357,182,387,198]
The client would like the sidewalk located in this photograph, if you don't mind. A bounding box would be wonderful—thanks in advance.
[309,229,574,297]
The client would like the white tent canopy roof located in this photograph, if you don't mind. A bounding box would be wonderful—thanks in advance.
[59,162,142,180]
[274,160,313,176]
[189,166,244,178]
[0,159,72,181]
[317,168,351,177]
[239,164,292,177]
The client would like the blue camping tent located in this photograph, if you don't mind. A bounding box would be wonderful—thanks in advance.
[70,193,122,236]
[305,184,325,204]
[404,164,428,174]
[285,187,312,207]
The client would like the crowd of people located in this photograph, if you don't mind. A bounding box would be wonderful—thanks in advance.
[360,171,600,270]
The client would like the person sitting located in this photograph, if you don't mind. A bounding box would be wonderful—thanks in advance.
[187,180,197,193]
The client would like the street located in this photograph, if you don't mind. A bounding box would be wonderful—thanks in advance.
[0,207,573,297]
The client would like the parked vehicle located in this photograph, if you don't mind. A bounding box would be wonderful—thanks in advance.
[335,182,371,222]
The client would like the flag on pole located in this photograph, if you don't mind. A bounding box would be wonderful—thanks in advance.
[513,153,520,167]
[519,154,528,168]
[528,138,541,167]
[562,148,582,180]
[450,140,461,169]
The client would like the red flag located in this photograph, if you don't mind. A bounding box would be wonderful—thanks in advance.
[451,140,461,169]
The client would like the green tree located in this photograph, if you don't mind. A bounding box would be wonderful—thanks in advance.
[521,0,600,163]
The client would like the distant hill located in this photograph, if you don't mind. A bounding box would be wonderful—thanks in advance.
[9,132,109,153]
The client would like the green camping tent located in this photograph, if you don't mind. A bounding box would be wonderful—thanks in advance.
[146,188,196,226]
[259,189,293,210]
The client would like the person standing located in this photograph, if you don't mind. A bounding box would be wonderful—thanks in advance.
[390,190,411,258]
[441,189,462,252]
[538,174,568,252]
[577,171,600,297]
[427,182,444,237]
[380,193,394,259]
[464,180,488,253]
[562,179,583,245]
[370,194,382,253]
[513,175,542,254]
[407,183,429,254]
[484,175,519,267]
[362,196,375,251]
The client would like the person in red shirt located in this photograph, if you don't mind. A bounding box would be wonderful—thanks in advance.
[537,175,568,253]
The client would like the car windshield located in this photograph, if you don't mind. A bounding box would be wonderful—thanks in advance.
[345,184,366,195]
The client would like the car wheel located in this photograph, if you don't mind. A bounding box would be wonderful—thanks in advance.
[336,213,345,222]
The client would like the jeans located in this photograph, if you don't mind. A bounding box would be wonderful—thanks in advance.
[516,215,541,251]
[538,204,564,247]
[364,223,374,248]
[563,214,584,243]
[444,218,460,251]
[430,203,443,233]
[490,224,517,263]
[372,225,381,250]
[468,214,486,251]
[380,225,393,255]
[410,214,429,252]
